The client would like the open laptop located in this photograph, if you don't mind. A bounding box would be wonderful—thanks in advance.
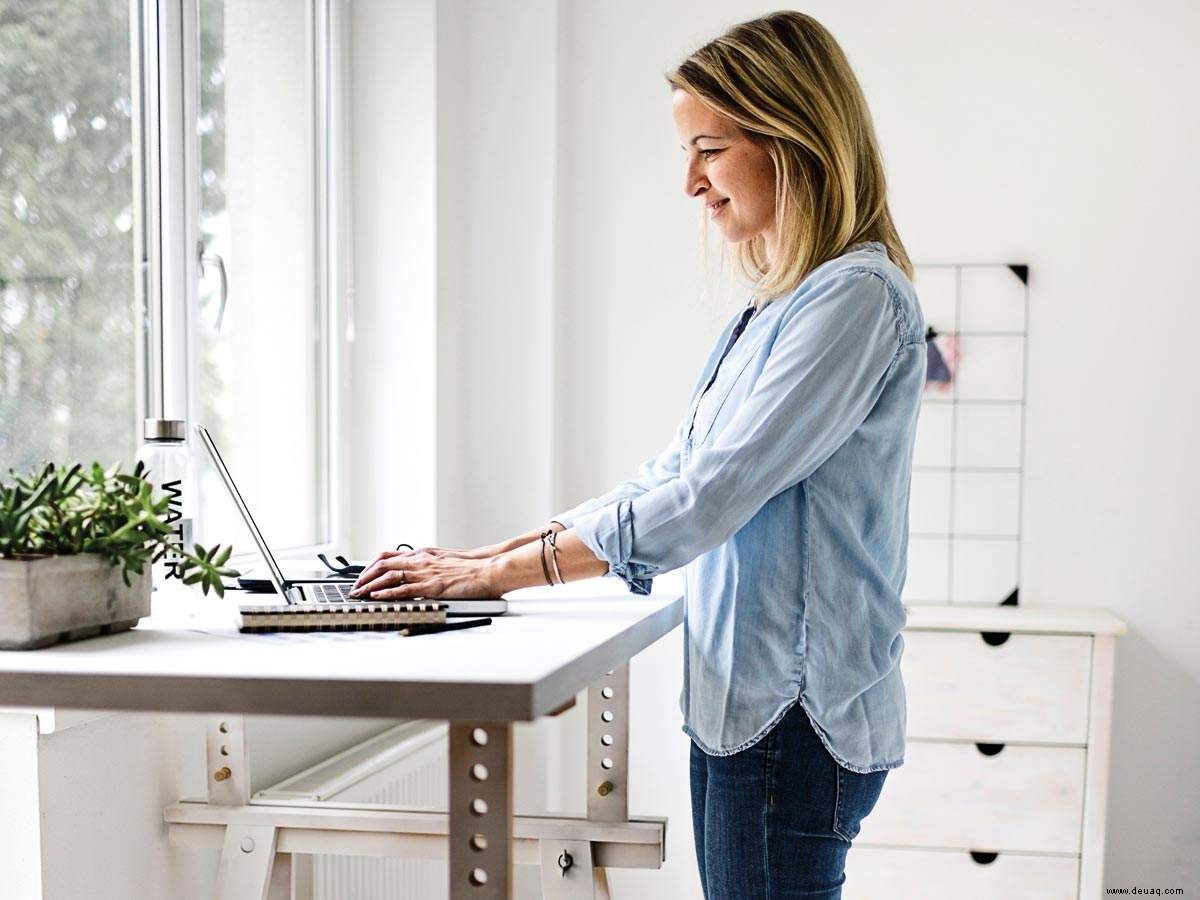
[194,424,507,616]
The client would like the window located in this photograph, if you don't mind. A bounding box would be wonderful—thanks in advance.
[1,0,345,553]
[0,0,142,471]
[192,0,330,551]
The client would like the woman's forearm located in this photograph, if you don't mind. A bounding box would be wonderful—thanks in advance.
[489,528,608,593]
[493,520,566,555]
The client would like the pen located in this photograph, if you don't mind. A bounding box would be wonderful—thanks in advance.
[400,617,493,637]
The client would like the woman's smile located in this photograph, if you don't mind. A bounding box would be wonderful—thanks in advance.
[707,197,730,218]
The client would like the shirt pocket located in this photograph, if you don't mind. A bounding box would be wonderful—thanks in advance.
[690,334,765,448]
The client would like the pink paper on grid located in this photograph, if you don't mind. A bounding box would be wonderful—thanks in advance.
[925,335,959,392]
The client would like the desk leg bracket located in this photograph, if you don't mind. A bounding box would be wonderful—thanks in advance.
[449,722,513,899]
[587,664,629,823]
[538,839,612,900]
[207,715,250,806]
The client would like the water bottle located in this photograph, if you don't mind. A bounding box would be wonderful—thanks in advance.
[136,419,195,588]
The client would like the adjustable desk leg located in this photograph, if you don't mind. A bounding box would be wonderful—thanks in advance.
[207,715,250,807]
[586,664,629,823]
[207,715,281,900]
[540,663,630,899]
[449,722,513,899]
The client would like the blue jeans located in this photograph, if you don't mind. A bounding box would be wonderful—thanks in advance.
[689,702,889,899]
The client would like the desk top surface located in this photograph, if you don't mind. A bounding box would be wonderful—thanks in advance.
[0,578,684,722]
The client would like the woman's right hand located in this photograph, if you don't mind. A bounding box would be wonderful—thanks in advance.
[354,523,563,590]
[352,544,501,593]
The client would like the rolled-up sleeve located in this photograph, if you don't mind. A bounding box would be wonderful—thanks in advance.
[573,270,904,591]
[573,498,656,594]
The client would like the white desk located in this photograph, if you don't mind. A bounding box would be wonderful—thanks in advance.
[0,580,685,899]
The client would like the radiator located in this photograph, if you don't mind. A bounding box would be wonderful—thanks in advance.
[258,721,449,899]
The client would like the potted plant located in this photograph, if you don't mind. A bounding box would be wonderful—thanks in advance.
[0,460,239,650]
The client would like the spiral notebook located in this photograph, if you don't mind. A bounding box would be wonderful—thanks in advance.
[235,601,449,634]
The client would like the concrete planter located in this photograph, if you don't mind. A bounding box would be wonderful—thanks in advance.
[0,553,151,650]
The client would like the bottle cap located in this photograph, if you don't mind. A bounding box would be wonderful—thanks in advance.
[143,419,187,441]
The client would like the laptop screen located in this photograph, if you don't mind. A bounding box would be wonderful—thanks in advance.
[194,424,292,600]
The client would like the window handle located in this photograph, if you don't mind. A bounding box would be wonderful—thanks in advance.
[199,246,229,332]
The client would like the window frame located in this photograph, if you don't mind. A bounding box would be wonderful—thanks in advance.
[133,0,350,561]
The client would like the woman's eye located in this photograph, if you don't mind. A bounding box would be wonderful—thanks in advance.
[699,149,720,159]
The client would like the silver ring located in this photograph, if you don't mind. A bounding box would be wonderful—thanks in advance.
[398,570,407,584]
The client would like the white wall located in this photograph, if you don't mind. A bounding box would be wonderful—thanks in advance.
[393,0,1200,896]
[434,0,561,548]
[348,0,439,552]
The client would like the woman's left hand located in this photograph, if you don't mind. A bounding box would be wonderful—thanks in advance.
[349,550,501,600]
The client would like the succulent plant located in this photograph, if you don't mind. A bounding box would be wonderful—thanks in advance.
[0,460,239,597]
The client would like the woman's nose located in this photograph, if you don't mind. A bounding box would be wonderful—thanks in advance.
[684,160,708,198]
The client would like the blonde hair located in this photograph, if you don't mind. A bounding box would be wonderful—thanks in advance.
[667,10,913,301]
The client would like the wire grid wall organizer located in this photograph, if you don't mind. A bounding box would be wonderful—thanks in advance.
[906,262,1030,607]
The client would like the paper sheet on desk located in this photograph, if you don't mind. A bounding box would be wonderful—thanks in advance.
[184,626,405,644]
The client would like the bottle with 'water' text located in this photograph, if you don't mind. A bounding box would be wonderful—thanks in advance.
[135,419,196,588]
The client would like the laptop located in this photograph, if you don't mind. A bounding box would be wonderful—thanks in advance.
[194,424,507,616]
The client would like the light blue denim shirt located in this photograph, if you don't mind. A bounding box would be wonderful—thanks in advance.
[553,241,925,773]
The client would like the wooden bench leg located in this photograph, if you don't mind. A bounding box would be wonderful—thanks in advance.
[280,854,314,900]
[266,851,312,900]
[215,824,278,900]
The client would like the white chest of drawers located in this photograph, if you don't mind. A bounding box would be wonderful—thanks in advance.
[844,604,1126,899]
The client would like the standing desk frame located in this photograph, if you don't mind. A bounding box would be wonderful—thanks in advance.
[0,586,684,900]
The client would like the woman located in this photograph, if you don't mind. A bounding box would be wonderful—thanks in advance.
[352,11,924,898]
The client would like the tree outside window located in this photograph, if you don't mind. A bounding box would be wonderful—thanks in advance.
[0,0,140,473]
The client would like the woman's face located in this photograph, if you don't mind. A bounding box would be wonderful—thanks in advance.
[671,89,778,252]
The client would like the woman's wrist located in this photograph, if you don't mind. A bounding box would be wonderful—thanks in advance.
[487,548,537,594]
[494,522,565,556]
[486,528,608,595]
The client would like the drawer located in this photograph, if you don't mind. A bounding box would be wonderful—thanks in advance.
[857,741,1085,853]
[844,846,1079,899]
[902,631,1091,743]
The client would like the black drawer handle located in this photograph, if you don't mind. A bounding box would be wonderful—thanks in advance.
[981,631,1011,646]
[975,742,1005,756]
[969,850,999,865]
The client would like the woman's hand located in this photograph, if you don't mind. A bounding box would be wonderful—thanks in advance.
[349,549,501,600]
[349,523,572,600]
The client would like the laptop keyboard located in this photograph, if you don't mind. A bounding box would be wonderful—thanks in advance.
[311,582,356,602]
